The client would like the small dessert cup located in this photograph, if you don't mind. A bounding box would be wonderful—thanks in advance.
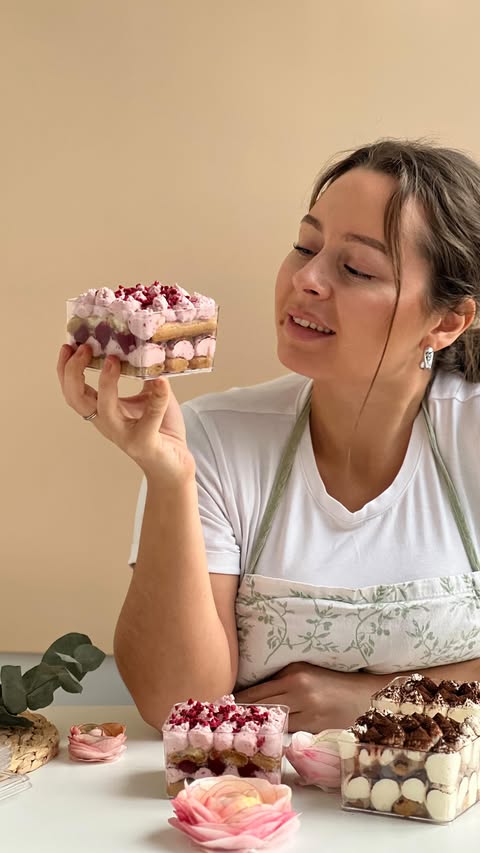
[162,699,289,798]
[66,298,218,380]
[339,733,480,823]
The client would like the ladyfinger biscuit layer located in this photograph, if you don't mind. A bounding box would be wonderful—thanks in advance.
[151,318,217,342]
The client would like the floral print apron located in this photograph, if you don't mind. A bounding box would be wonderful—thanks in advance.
[235,392,480,688]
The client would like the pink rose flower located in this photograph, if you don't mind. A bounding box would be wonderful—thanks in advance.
[68,722,127,762]
[169,775,299,850]
[285,729,342,791]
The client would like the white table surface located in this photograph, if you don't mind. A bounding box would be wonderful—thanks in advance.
[2,705,479,852]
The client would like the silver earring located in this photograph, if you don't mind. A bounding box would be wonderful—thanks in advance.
[420,346,434,370]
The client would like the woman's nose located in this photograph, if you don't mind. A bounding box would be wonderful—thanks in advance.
[292,256,333,299]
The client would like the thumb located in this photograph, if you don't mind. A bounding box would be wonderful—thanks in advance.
[136,378,170,433]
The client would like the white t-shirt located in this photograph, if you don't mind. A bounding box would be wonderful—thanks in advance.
[129,370,480,587]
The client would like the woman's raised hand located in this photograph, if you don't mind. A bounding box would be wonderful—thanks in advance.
[57,344,195,485]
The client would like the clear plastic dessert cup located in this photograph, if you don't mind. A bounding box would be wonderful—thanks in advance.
[66,299,218,380]
[339,730,480,823]
[162,701,289,798]
[0,770,31,802]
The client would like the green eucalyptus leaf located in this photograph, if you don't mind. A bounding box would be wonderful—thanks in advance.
[24,663,64,710]
[0,666,27,715]
[42,633,92,662]
[0,705,32,729]
[73,644,106,673]
[27,683,57,711]
[42,651,83,676]
[21,665,40,693]
[57,669,83,694]
[12,634,106,712]
[23,662,63,691]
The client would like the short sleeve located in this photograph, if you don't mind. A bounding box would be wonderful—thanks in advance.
[128,402,241,575]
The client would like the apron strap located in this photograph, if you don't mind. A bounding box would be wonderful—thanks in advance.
[421,400,480,573]
[246,388,312,575]
[246,386,480,576]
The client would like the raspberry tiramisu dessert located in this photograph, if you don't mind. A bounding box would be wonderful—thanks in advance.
[372,674,480,723]
[162,695,288,797]
[339,709,480,822]
[66,281,218,379]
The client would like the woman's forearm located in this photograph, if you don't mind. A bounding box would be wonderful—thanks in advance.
[235,659,480,734]
[114,477,236,728]
[414,659,480,683]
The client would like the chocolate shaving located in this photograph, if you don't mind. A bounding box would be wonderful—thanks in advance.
[350,709,472,753]
[374,674,480,711]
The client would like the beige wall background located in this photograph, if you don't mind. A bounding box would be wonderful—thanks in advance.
[2,0,479,653]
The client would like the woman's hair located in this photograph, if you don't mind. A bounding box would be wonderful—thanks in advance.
[309,139,480,383]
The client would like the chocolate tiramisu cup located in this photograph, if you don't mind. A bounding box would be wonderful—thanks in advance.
[371,674,480,722]
[339,709,480,822]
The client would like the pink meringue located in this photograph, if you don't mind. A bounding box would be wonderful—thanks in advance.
[68,722,127,763]
[285,729,342,791]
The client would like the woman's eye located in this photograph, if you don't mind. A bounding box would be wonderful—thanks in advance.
[293,243,315,256]
[293,245,375,280]
[344,264,375,281]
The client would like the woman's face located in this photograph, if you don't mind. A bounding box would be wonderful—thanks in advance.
[275,167,437,390]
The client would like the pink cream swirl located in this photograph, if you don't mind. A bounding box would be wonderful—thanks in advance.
[110,295,142,321]
[128,308,163,340]
[166,339,195,360]
[128,343,166,368]
[173,294,196,322]
[152,294,176,322]
[95,287,116,307]
[194,335,216,358]
[191,292,217,319]
[73,288,97,318]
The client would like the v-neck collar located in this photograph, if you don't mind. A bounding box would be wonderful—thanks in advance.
[296,382,426,527]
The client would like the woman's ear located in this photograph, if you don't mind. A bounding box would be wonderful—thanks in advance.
[426,297,476,352]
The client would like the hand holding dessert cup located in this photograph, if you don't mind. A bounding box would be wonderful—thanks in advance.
[58,280,218,481]
[58,344,195,484]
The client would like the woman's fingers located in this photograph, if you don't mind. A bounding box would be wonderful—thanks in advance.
[56,344,74,388]
[59,344,98,417]
[134,378,171,439]
[57,346,194,481]
[160,383,187,442]
[59,347,183,458]
[96,366,171,451]
[235,678,289,704]
[97,357,124,425]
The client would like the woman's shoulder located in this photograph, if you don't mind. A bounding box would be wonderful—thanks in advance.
[183,372,310,421]
[182,373,310,480]
[429,371,480,447]
[429,370,480,406]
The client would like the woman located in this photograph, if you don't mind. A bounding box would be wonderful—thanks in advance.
[58,139,480,733]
